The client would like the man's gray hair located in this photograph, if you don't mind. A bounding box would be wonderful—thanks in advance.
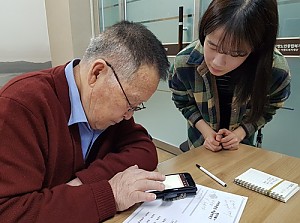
[82,21,169,82]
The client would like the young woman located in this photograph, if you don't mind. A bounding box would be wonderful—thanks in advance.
[169,0,291,152]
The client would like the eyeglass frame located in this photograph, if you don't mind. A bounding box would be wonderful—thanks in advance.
[104,60,146,112]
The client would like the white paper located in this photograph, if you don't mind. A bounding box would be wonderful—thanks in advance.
[124,184,248,223]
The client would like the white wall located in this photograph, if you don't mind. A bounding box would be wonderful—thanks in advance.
[45,0,93,66]
[0,0,51,62]
[0,0,93,66]
[134,80,188,148]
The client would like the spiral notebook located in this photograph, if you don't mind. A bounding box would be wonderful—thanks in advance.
[234,168,299,202]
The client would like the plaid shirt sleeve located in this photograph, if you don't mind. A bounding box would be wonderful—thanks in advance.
[168,42,204,126]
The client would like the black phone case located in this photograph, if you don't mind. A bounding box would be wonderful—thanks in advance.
[153,172,197,201]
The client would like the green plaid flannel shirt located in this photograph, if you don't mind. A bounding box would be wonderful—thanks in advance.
[169,40,291,149]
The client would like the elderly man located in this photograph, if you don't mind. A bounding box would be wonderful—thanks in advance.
[0,21,169,222]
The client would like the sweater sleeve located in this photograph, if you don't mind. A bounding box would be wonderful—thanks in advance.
[76,118,158,184]
[0,97,116,222]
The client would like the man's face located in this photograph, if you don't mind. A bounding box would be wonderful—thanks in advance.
[83,62,159,130]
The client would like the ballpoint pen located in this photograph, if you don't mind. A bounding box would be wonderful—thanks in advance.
[196,164,227,187]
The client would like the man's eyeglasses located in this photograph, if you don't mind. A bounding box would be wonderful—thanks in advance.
[105,61,146,112]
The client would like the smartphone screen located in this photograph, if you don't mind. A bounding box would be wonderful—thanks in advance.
[152,173,197,200]
[163,174,185,189]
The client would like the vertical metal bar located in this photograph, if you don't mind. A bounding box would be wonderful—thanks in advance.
[178,6,183,52]
[101,0,105,31]
[193,0,201,40]
[256,129,263,148]
[93,0,100,36]
[124,0,127,20]
[119,0,126,21]
[90,0,95,37]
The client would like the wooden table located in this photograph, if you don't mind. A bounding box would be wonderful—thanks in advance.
[105,144,300,222]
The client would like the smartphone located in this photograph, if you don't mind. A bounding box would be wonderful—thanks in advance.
[153,172,197,201]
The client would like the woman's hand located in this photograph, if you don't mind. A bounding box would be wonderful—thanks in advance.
[217,127,246,150]
[203,131,223,152]
[195,119,222,152]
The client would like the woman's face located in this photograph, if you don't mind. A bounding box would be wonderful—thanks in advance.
[203,27,251,76]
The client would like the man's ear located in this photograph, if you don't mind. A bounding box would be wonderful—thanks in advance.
[88,59,108,86]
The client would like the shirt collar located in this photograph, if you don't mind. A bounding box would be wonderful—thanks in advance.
[187,41,205,65]
[65,59,89,126]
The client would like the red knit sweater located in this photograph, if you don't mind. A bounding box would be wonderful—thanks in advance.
[0,64,158,223]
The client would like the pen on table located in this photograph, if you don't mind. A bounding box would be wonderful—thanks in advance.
[196,164,227,187]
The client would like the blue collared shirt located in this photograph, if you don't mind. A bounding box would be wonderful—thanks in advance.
[65,59,102,160]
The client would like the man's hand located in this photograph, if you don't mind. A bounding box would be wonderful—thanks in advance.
[109,165,165,211]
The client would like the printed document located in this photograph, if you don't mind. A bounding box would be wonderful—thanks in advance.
[124,184,247,223]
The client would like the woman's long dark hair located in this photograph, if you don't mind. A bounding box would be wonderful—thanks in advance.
[199,0,278,123]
